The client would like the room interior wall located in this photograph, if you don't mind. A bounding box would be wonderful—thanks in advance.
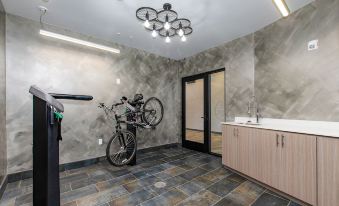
[180,0,339,129]
[5,14,180,174]
[255,0,339,121]
[0,0,6,182]
[180,33,255,125]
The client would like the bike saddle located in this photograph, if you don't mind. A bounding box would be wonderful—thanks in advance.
[133,94,143,102]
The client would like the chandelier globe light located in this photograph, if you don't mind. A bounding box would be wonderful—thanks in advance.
[136,3,193,43]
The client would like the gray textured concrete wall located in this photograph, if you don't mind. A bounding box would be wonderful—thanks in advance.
[0,0,6,180]
[6,14,179,174]
[180,34,255,123]
[255,0,339,121]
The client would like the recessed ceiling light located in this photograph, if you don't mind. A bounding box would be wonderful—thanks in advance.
[273,0,290,17]
[40,30,120,54]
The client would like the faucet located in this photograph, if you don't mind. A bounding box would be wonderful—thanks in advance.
[247,96,262,124]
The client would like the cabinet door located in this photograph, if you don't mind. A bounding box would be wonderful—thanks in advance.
[222,125,238,169]
[248,129,282,188]
[280,133,316,205]
[237,127,251,175]
[318,137,339,206]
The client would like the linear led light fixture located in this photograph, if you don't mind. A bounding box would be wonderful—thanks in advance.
[39,30,120,54]
[273,0,290,17]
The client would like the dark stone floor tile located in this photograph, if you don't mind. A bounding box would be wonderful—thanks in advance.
[207,177,241,197]
[71,173,111,190]
[138,175,161,187]
[60,183,72,193]
[164,167,186,177]
[5,181,20,191]
[76,186,128,206]
[226,173,247,183]
[191,175,215,189]
[61,185,98,204]
[96,174,136,191]
[20,178,33,187]
[153,172,173,180]
[177,182,203,196]
[140,188,188,206]
[62,201,77,206]
[1,185,32,202]
[148,176,187,195]
[289,201,301,206]
[176,190,221,206]
[179,168,208,181]
[177,164,195,171]
[109,189,155,206]
[14,192,32,205]
[214,181,265,206]
[60,173,89,185]
[139,160,166,169]
[252,192,290,206]
[201,167,232,183]
[199,160,222,171]
[122,181,145,193]
[108,168,131,178]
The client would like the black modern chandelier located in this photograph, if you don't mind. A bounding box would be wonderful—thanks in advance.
[136,3,192,43]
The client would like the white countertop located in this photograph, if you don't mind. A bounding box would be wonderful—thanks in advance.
[221,117,339,138]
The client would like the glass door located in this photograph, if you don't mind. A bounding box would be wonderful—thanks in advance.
[182,69,225,155]
[209,71,225,155]
[182,75,208,152]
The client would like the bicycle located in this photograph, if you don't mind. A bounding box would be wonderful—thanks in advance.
[98,94,164,166]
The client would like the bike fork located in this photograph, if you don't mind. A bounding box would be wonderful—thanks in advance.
[118,132,127,148]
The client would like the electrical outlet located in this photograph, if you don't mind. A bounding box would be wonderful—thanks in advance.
[308,40,319,51]
[98,139,103,145]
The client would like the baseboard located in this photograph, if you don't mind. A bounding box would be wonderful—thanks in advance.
[7,143,180,183]
[0,175,8,200]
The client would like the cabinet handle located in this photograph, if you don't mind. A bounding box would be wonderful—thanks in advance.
[282,135,285,148]
[237,128,239,137]
[233,128,236,137]
[276,134,279,147]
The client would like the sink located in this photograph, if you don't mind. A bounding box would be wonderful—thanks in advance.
[236,122,261,126]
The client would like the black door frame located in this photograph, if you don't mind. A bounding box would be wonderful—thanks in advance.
[182,68,225,155]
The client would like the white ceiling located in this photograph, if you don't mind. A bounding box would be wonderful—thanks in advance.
[2,0,313,60]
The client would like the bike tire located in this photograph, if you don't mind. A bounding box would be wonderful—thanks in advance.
[142,97,164,127]
[106,130,137,166]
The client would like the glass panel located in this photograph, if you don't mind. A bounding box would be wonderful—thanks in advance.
[185,78,204,144]
[210,71,225,154]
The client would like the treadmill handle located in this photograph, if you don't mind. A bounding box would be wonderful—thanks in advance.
[49,93,93,101]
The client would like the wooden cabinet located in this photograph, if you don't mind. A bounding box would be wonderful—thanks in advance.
[280,132,317,205]
[222,125,317,205]
[237,127,251,175]
[222,125,238,169]
[317,137,339,206]
[222,125,251,174]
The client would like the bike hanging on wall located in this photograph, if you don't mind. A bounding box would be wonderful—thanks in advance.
[99,94,164,166]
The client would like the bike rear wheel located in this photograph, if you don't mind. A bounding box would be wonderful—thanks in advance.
[142,97,164,127]
[106,130,136,166]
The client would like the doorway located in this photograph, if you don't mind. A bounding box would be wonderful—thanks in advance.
[182,69,225,156]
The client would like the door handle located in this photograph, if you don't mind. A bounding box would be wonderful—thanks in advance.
[276,134,279,147]
[281,135,285,148]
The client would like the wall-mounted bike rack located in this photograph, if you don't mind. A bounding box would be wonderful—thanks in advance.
[29,85,93,206]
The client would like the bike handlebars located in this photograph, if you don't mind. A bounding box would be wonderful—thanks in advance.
[50,93,93,101]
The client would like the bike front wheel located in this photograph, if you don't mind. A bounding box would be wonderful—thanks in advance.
[142,97,164,127]
[106,130,136,166]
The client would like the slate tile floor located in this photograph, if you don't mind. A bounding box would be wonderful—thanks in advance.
[0,147,301,206]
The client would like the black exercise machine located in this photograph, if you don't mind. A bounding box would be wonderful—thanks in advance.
[29,85,93,206]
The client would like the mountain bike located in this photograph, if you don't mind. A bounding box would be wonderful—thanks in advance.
[99,94,164,166]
